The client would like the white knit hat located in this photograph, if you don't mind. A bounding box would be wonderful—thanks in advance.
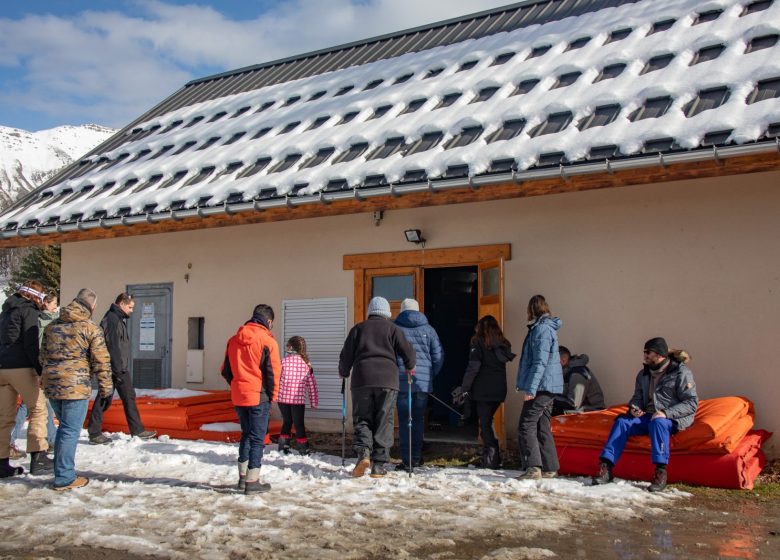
[367,296,391,318]
[400,298,419,312]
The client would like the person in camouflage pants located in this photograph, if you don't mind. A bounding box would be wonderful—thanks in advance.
[42,288,112,491]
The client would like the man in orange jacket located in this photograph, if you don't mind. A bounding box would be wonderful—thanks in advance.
[221,304,281,493]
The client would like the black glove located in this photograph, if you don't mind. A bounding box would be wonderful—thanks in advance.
[99,394,114,411]
[451,386,470,406]
[112,373,124,386]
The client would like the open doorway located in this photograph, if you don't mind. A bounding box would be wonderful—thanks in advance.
[424,266,479,443]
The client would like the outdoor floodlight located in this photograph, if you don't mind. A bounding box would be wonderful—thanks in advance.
[404,229,426,247]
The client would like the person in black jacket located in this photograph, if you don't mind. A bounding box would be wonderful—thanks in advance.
[460,315,515,469]
[87,293,156,444]
[339,296,415,478]
[0,280,53,477]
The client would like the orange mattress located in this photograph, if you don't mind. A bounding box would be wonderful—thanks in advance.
[88,391,282,443]
[552,396,755,454]
[556,430,771,489]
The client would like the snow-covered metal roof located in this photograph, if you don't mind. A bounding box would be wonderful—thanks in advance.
[2,0,780,240]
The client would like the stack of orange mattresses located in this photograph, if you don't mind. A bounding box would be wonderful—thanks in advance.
[87,390,282,443]
[552,396,771,489]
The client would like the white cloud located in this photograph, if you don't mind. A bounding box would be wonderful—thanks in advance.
[0,0,509,129]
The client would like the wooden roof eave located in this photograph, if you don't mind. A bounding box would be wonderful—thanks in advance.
[1,147,778,249]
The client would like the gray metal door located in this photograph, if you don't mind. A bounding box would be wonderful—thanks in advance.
[127,283,172,389]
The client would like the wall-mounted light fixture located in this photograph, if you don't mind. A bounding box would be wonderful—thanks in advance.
[404,229,426,248]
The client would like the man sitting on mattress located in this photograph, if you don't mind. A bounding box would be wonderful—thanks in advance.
[592,337,699,492]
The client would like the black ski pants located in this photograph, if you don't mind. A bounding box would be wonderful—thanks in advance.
[278,403,307,439]
[352,386,397,464]
[475,400,501,451]
[518,391,559,472]
[88,371,145,437]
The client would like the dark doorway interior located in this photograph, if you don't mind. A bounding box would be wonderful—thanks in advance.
[424,266,478,442]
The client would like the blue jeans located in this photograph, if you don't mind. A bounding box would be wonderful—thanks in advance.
[11,402,57,446]
[235,401,271,469]
[397,391,428,465]
[50,399,89,487]
[600,413,674,466]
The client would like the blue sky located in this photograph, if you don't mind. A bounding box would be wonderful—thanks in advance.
[0,0,508,131]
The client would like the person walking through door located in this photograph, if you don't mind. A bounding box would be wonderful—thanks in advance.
[515,294,563,480]
[339,296,416,478]
[0,280,53,478]
[394,298,443,471]
[88,293,156,444]
[459,315,515,469]
[277,336,319,455]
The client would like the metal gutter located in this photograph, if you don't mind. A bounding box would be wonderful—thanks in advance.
[3,139,778,241]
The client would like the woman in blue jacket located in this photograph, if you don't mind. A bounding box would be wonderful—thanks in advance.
[515,295,563,480]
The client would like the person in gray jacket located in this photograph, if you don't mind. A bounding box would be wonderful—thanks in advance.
[593,337,698,492]
[552,346,605,415]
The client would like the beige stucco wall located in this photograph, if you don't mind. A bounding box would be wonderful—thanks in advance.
[61,170,780,457]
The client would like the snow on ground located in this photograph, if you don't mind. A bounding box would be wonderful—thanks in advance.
[0,431,686,559]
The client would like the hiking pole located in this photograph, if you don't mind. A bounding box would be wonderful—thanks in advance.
[341,378,346,467]
[427,392,465,420]
[407,371,413,478]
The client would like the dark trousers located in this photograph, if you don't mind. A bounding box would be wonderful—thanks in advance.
[518,392,559,472]
[88,372,144,437]
[236,401,271,469]
[352,386,397,463]
[475,400,501,450]
[278,403,307,439]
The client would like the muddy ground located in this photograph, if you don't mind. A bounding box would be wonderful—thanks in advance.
[2,434,778,559]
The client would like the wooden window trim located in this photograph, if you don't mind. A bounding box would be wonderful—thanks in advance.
[343,243,510,270]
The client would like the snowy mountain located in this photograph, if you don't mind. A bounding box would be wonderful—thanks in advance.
[0,124,115,209]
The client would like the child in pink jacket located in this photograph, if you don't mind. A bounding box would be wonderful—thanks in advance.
[277,336,319,454]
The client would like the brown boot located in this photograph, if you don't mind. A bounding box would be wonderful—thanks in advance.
[54,477,89,491]
[648,465,668,493]
[352,449,371,478]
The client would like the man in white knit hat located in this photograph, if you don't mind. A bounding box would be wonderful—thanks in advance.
[339,296,416,478]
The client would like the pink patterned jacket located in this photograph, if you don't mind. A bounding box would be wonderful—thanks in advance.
[278,354,319,407]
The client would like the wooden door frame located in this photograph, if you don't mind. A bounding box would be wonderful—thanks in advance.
[344,243,511,324]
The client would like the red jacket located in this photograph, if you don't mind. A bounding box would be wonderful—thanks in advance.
[221,321,282,406]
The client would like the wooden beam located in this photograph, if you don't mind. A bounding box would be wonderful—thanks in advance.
[343,244,511,270]
[2,151,778,249]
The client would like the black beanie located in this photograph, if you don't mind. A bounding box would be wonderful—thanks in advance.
[644,337,669,357]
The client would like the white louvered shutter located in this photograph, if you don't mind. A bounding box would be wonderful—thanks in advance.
[282,298,347,418]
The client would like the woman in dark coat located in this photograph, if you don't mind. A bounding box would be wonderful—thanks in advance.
[460,315,515,469]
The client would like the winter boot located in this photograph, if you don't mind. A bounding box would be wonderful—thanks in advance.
[352,449,371,478]
[244,468,271,494]
[295,438,310,456]
[237,460,249,491]
[89,434,111,445]
[277,436,291,455]
[30,451,54,476]
[9,444,26,460]
[648,465,668,493]
[370,462,387,478]
[53,477,89,492]
[516,466,542,480]
[484,446,501,469]
[592,460,614,485]
[134,430,157,440]
[542,470,558,479]
[0,458,24,478]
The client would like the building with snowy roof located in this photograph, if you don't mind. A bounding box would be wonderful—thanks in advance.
[1,0,779,452]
